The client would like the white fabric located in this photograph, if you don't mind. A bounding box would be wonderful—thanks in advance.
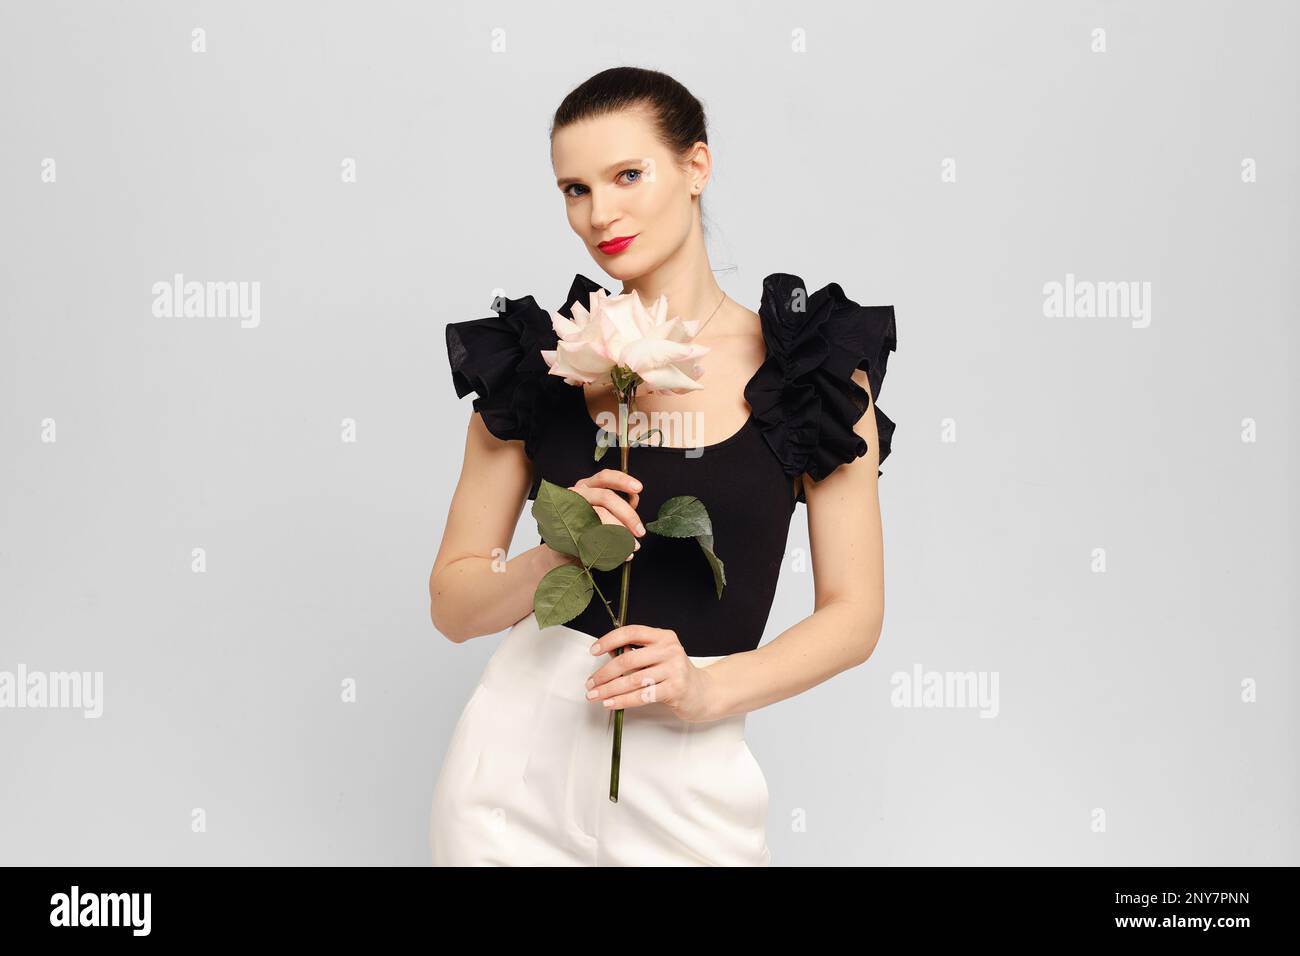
[429,611,771,866]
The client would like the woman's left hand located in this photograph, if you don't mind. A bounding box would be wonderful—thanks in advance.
[585,624,715,723]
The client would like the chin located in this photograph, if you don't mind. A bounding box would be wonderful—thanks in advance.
[595,256,641,282]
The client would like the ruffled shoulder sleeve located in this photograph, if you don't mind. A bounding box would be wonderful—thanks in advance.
[445,274,610,463]
[744,273,897,503]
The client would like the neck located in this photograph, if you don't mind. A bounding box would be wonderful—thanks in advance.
[617,243,724,331]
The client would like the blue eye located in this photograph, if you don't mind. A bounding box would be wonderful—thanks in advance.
[563,168,643,198]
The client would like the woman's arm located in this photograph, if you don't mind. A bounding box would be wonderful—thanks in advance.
[428,413,576,643]
[699,366,886,720]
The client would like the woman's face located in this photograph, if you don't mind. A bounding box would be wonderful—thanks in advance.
[551,109,705,281]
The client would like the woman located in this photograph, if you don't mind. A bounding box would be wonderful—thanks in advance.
[428,66,896,866]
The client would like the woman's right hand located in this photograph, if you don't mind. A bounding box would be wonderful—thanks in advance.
[569,469,645,561]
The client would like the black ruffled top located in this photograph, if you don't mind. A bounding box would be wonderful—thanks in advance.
[444,272,897,656]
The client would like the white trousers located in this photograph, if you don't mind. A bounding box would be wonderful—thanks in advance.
[429,611,771,866]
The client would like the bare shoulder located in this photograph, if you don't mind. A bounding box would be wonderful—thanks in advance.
[724,299,766,364]
[692,298,765,371]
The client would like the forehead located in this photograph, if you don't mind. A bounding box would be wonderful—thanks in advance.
[551,109,663,174]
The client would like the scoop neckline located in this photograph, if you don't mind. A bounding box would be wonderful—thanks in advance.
[572,383,756,454]
[559,272,771,454]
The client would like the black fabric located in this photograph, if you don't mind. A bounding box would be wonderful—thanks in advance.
[443,272,896,655]
[745,273,897,503]
[445,275,613,485]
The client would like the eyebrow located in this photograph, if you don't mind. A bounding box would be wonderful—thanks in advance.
[556,157,647,188]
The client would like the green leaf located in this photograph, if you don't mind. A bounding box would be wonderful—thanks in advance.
[531,479,600,558]
[593,424,617,461]
[534,564,594,629]
[644,496,713,539]
[628,427,663,448]
[697,533,726,599]
[645,497,725,598]
[611,367,638,393]
[577,523,635,571]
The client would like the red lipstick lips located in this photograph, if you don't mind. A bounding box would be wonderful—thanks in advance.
[597,235,637,255]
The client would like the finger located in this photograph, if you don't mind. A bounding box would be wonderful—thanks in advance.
[588,488,645,538]
[598,674,673,711]
[593,480,639,511]
[589,666,670,706]
[593,505,641,539]
[585,643,668,690]
[590,625,658,657]
[571,475,639,511]
[591,507,641,556]
[597,469,644,498]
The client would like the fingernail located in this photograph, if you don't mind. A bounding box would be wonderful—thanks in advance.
[585,678,594,689]
[586,689,597,699]
[633,540,640,551]
[604,699,615,707]
[636,524,645,535]
[591,644,601,654]
[632,480,642,490]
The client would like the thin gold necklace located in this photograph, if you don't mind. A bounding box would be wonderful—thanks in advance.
[693,288,728,338]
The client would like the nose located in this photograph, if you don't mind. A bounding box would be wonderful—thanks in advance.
[588,187,619,232]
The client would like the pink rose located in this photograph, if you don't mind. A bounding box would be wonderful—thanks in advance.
[541,288,710,394]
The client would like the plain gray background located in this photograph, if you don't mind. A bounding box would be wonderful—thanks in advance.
[1,0,1296,866]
